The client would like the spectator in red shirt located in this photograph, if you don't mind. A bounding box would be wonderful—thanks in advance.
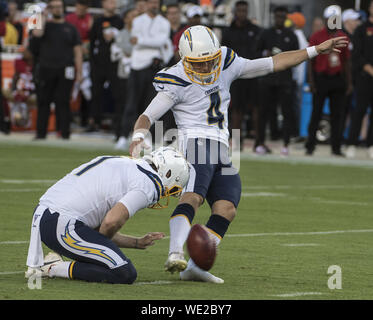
[65,0,93,127]
[305,5,353,156]
[65,0,93,46]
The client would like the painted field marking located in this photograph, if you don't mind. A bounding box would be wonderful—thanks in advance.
[0,188,44,192]
[134,280,175,286]
[2,229,373,247]
[159,229,373,240]
[310,198,371,206]
[314,199,369,206]
[224,229,373,238]
[0,271,176,284]
[241,192,286,197]
[242,185,373,190]
[241,191,371,206]
[0,273,174,285]
[282,243,322,247]
[271,292,324,298]
[0,271,25,276]
[0,241,28,245]
[0,179,56,184]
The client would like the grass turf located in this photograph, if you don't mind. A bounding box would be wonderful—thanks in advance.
[0,142,372,300]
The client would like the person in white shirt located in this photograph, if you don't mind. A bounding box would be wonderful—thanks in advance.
[115,0,172,150]
[111,7,138,139]
[128,26,347,283]
[25,147,190,284]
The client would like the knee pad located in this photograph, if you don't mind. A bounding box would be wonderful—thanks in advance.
[112,261,137,284]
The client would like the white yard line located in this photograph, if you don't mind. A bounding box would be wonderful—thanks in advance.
[0,179,56,184]
[0,188,44,192]
[281,243,322,247]
[225,229,373,238]
[242,185,373,190]
[241,191,371,206]
[0,241,28,245]
[271,292,324,298]
[241,192,286,197]
[134,280,176,286]
[313,199,369,206]
[0,271,24,275]
[2,229,373,246]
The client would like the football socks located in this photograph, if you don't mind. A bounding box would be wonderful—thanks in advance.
[169,203,195,254]
[205,214,231,246]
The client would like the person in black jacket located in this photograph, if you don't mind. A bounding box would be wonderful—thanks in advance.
[29,0,83,140]
[254,6,299,155]
[87,0,124,132]
[221,0,261,147]
[346,0,373,159]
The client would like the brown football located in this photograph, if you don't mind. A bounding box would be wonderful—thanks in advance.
[186,224,217,271]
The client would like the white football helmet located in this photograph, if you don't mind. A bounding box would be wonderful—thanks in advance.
[143,147,190,208]
[179,25,222,85]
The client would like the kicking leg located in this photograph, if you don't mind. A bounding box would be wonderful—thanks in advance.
[180,160,241,284]
[180,200,237,284]
[165,192,203,273]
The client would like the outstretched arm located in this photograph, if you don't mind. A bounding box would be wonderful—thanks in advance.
[112,232,165,249]
[273,36,348,72]
[239,37,348,79]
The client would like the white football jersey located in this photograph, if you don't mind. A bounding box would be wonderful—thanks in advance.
[39,156,164,229]
[151,46,269,147]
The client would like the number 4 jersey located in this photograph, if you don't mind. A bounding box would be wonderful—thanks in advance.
[148,46,273,148]
[39,157,163,229]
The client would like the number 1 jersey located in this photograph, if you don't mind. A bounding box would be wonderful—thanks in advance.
[38,157,163,229]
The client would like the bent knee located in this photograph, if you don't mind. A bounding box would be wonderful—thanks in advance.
[225,204,237,221]
[180,192,204,211]
[212,200,237,222]
[113,261,137,284]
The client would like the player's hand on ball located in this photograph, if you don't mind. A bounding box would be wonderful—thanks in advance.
[137,232,165,249]
[129,139,150,158]
[316,36,348,54]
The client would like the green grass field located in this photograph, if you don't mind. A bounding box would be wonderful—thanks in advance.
[0,141,373,300]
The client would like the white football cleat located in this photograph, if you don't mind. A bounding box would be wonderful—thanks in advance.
[180,260,224,284]
[40,252,64,277]
[346,145,356,159]
[164,252,187,273]
[25,252,63,278]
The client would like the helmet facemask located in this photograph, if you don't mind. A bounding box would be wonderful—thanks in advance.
[182,50,222,86]
[149,169,184,209]
[148,185,183,209]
